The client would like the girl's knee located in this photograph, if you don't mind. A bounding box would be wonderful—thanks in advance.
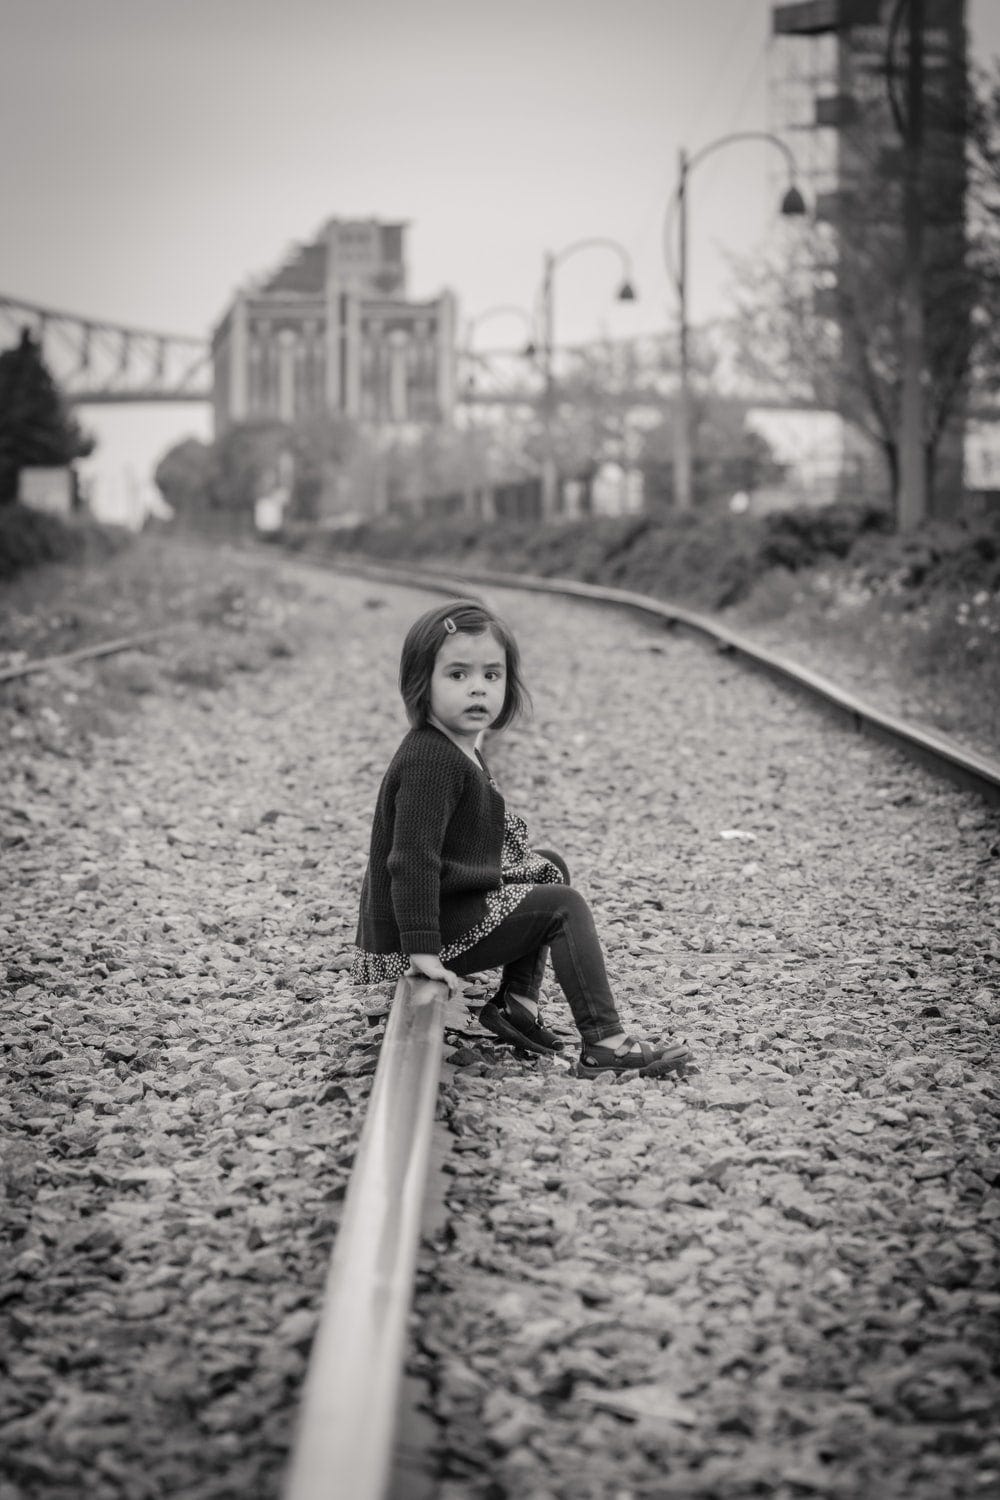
[534,882,592,942]
[536,846,571,884]
[556,884,594,926]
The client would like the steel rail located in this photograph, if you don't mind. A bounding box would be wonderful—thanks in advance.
[291,549,1000,808]
[0,627,177,685]
[283,974,448,1500]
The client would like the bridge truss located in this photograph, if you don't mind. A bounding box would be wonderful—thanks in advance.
[0,291,812,416]
[0,294,212,405]
[459,332,684,411]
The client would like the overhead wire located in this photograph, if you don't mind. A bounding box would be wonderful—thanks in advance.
[723,29,771,139]
[633,2,772,313]
[622,4,767,302]
[689,0,766,145]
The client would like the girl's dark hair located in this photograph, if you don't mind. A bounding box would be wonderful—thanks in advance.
[399,598,530,730]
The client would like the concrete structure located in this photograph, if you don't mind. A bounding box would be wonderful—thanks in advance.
[212,218,457,433]
[769,0,969,504]
[18,466,75,518]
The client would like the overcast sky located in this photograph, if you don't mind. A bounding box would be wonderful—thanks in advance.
[3,0,998,517]
[6,0,998,350]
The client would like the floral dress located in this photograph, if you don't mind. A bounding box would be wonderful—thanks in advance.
[350,789,564,987]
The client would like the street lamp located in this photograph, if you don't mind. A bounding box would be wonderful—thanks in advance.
[538,238,637,515]
[461,305,536,519]
[461,304,536,397]
[665,131,806,511]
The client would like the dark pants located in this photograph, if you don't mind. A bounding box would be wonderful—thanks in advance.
[452,850,623,1045]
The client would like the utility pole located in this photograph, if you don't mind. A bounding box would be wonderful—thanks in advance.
[673,148,693,511]
[898,0,927,530]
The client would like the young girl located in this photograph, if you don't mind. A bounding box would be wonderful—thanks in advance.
[352,599,691,1080]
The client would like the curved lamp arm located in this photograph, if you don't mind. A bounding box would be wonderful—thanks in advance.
[664,130,805,293]
[464,304,538,364]
[686,128,800,180]
[465,304,535,345]
[550,236,637,286]
[539,235,638,372]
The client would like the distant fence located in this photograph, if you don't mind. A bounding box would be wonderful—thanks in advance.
[402,472,596,525]
[416,476,543,523]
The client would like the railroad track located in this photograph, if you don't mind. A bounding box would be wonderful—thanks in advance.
[6,549,998,1497]
[283,973,449,1500]
[273,553,1000,1499]
[0,625,178,684]
[284,548,1000,810]
[8,547,996,809]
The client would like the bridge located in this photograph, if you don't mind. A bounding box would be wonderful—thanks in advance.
[0,293,213,405]
[0,290,831,415]
[0,291,552,410]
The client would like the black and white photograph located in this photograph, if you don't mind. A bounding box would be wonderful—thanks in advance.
[2,2,999,1497]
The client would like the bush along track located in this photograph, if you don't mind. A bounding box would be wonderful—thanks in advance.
[0,503,129,583]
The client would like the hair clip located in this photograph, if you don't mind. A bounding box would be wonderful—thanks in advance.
[443,616,457,634]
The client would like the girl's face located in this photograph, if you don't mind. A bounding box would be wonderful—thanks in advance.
[428,628,507,745]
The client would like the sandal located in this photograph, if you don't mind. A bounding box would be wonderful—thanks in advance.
[478,989,565,1056]
[577,1035,691,1080]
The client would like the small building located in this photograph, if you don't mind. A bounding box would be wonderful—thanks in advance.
[18,465,75,518]
[211,218,457,434]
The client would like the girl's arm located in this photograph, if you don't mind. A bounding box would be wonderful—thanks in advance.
[387,748,465,957]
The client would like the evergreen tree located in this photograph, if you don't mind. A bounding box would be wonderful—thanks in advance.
[0,329,93,504]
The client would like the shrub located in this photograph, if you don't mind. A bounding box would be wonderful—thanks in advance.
[849,514,1000,596]
[0,504,128,582]
[303,498,1000,613]
[759,501,892,572]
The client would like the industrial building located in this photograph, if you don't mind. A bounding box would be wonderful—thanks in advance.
[211,218,457,434]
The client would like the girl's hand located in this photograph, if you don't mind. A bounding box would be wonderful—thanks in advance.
[406,954,462,997]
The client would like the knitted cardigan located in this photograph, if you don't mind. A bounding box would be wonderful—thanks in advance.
[355,726,505,956]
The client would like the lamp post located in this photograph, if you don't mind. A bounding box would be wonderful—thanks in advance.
[538,238,636,516]
[461,305,536,520]
[462,304,536,393]
[666,131,806,512]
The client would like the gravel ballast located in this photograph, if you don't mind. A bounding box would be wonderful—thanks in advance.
[1,542,998,1499]
[412,583,1000,1499]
